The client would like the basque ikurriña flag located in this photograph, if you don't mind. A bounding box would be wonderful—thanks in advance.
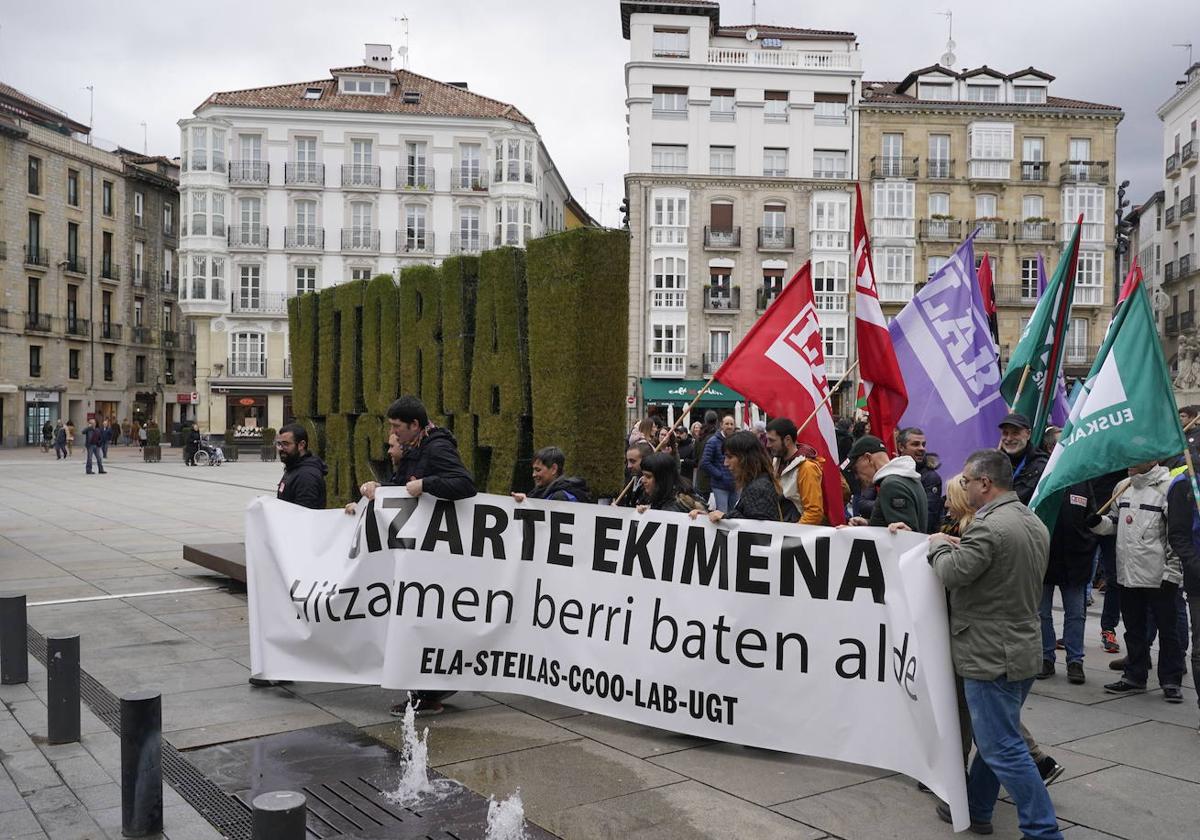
[888,233,1009,480]
[714,263,845,524]
[853,183,908,454]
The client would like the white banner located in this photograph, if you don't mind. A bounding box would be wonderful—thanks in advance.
[246,490,968,827]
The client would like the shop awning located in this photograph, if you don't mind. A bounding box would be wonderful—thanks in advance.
[640,378,744,406]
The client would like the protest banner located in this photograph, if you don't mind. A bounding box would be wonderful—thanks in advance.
[246,490,969,827]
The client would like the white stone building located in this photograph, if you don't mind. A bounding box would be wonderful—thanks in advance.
[620,0,862,419]
[178,45,580,434]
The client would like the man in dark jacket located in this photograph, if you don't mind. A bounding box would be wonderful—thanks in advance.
[184,426,202,466]
[1037,481,1097,685]
[514,446,590,503]
[845,435,927,532]
[998,413,1049,506]
[84,418,107,475]
[700,414,736,513]
[373,395,476,501]
[1166,467,1200,728]
[897,426,944,533]
[275,423,328,509]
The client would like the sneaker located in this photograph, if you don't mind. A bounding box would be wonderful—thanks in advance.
[1055,638,1065,651]
[1109,656,1127,671]
[1104,679,1146,695]
[1036,755,1065,786]
[1163,686,1184,704]
[1085,593,1095,607]
[1067,661,1086,684]
[1101,630,1120,654]
[935,801,993,835]
[1036,660,1055,680]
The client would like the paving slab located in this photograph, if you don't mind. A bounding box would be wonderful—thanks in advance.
[165,708,341,750]
[86,656,250,696]
[555,712,712,759]
[367,704,580,766]
[1046,764,1200,839]
[1091,685,1200,728]
[1060,720,1200,783]
[484,691,589,721]
[1019,691,1147,745]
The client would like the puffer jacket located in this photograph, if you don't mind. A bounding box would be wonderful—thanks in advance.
[867,456,928,532]
[1091,465,1182,588]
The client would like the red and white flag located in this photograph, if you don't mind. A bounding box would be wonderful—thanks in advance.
[853,183,908,455]
[714,263,845,524]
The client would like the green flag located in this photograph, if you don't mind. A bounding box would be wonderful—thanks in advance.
[1030,280,1186,528]
[1000,216,1084,447]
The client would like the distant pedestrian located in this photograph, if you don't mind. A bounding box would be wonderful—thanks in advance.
[65,420,75,457]
[84,418,107,475]
[137,423,147,448]
[122,417,132,446]
[41,419,53,452]
[53,420,67,460]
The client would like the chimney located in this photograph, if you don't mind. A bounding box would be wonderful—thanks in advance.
[364,43,393,71]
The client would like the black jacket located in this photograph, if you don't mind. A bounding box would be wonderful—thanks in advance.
[277,452,328,510]
[1167,476,1200,595]
[727,474,782,521]
[529,475,591,503]
[677,438,697,480]
[916,461,945,534]
[1046,481,1097,586]
[1008,444,1049,506]
[392,427,476,500]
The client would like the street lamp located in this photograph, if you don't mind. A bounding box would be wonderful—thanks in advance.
[1115,180,1131,295]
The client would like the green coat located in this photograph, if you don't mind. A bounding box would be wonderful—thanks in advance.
[928,491,1049,682]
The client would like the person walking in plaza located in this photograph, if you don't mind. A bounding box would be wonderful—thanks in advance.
[845,435,927,532]
[766,416,825,524]
[52,420,67,461]
[121,417,132,446]
[637,452,707,514]
[998,413,1050,506]
[897,426,944,533]
[1037,481,1097,685]
[693,430,782,523]
[184,425,202,466]
[700,414,736,514]
[1091,460,1186,702]
[40,419,53,453]
[100,418,113,458]
[512,446,590,504]
[927,449,1062,840]
[84,418,107,475]
[65,419,75,457]
[137,422,147,448]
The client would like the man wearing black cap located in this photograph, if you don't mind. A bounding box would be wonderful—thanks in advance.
[999,413,1050,506]
[845,435,927,532]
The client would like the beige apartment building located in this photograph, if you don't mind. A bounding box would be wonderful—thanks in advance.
[857,65,1122,380]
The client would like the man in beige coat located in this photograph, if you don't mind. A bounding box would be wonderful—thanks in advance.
[927,449,1061,840]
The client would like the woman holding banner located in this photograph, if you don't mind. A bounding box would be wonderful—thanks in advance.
[692,431,783,523]
[636,452,706,515]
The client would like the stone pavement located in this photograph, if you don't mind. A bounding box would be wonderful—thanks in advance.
[1,444,1198,839]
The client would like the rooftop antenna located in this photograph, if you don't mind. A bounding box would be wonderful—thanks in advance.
[139,121,147,154]
[392,15,410,69]
[83,85,94,145]
[935,10,956,68]
[751,0,757,25]
[1173,42,1193,69]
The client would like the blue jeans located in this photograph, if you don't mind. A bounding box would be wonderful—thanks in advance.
[85,444,104,473]
[963,676,1062,840]
[711,487,734,514]
[1098,536,1120,632]
[1040,583,1086,664]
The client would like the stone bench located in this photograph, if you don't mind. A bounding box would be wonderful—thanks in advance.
[183,542,247,583]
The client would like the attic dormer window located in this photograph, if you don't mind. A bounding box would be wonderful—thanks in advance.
[1013,86,1047,104]
[919,82,952,101]
[341,78,388,95]
[966,84,1000,103]
[303,87,322,100]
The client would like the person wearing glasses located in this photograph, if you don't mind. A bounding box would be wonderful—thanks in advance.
[274,423,328,510]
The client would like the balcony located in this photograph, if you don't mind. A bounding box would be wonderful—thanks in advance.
[1062,345,1102,368]
[1167,152,1181,178]
[99,322,122,341]
[284,162,324,186]
[284,226,324,250]
[65,317,88,338]
[968,159,1011,180]
[704,286,740,311]
[341,164,381,189]
[870,156,918,179]
[1059,160,1109,184]
[228,160,269,185]
[757,287,782,311]
[706,47,855,70]
[1020,161,1050,182]
[449,167,490,192]
[132,326,154,345]
[24,246,49,268]
[757,227,794,250]
[340,228,380,252]
[1074,285,1104,307]
[101,262,120,281]
[1181,254,1195,278]
[230,358,267,378]
[1166,205,1179,228]
[927,159,954,179]
[1184,310,1196,331]
[1184,141,1198,167]
[918,218,961,241]
[1182,194,1196,219]
[25,312,51,332]
[397,166,434,191]
[971,219,1010,241]
[702,353,728,375]
[649,354,686,377]
[1167,314,1180,336]
[994,285,1039,306]
[161,330,178,348]
[450,233,487,254]
[703,226,741,250]
[872,218,915,239]
[396,231,435,255]
[1166,261,1178,283]
[1015,220,1056,243]
[229,225,268,249]
[231,292,289,315]
[651,226,687,247]
[164,370,175,385]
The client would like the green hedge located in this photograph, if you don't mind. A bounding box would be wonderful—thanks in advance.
[352,412,389,490]
[398,264,444,425]
[362,274,401,416]
[288,293,320,418]
[324,413,355,506]
[527,229,630,497]
[336,281,365,415]
[316,284,341,415]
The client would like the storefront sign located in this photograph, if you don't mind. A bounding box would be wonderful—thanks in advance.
[25,391,57,403]
[238,397,257,406]
[178,393,191,404]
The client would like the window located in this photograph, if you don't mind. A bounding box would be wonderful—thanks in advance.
[69,349,80,380]
[231,332,265,376]
[164,202,173,233]
[67,285,78,328]
[814,93,848,121]
[134,192,144,224]
[294,136,318,181]
[763,148,788,177]
[813,150,847,178]
[812,198,849,249]
[212,192,225,237]
[763,203,786,231]
[29,346,42,378]
[351,202,373,242]
[1063,186,1105,241]
[966,84,999,102]
[873,181,914,220]
[1075,252,1104,304]
[882,133,903,159]
[710,88,735,120]
[651,144,687,173]
[103,352,114,382]
[296,266,316,295]
[351,267,372,281]
[239,133,262,163]
[27,212,41,258]
[928,134,951,178]
[652,28,689,58]
[651,256,687,308]
[191,256,207,299]
[240,197,262,241]
[764,91,788,122]
[27,156,41,195]
[878,247,914,301]
[708,330,731,366]
[459,206,481,250]
[134,241,144,283]
[822,325,848,363]
[102,181,113,215]
[650,323,686,375]
[501,138,521,182]
[505,200,521,245]
[927,255,948,281]
[975,194,998,218]
[101,231,113,274]
[1022,195,1044,220]
[928,193,950,217]
[920,82,953,100]
[969,122,1014,178]
[1013,86,1046,104]
[1065,319,1089,363]
[652,86,688,116]
[135,356,146,384]
[67,222,79,267]
[709,146,735,175]
[405,141,428,186]
[341,77,387,94]
[352,138,373,167]
[211,128,226,173]
[295,199,317,244]
[522,202,533,243]
[67,169,79,206]
[458,143,482,186]
[162,304,173,332]
[211,257,225,299]
[191,127,208,171]
[812,259,848,311]
[239,265,261,309]
[28,276,40,315]
[405,204,428,250]
[1021,258,1040,300]
[191,191,207,235]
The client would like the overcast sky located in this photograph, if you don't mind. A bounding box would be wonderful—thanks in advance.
[1,1,1193,225]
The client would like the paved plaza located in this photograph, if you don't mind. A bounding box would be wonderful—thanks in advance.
[1,445,1197,839]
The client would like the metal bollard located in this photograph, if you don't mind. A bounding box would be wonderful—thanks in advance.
[120,690,163,837]
[47,635,80,744]
[252,790,307,840]
[0,593,28,685]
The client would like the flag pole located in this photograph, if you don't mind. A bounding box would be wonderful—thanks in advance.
[612,373,719,506]
[1012,364,1032,408]
[1096,478,1131,516]
[796,359,861,436]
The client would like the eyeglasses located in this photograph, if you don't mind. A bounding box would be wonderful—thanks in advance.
[959,474,986,488]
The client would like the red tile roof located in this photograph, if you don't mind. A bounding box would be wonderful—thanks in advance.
[329,65,395,75]
[717,24,856,40]
[0,81,90,134]
[860,81,1122,113]
[200,68,531,125]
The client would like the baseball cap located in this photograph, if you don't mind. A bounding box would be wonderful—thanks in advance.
[998,412,1031,430]
[847,435,887,462]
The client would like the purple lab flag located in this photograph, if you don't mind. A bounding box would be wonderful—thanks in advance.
[888,235,1008,480]
[1037,253,1072,427]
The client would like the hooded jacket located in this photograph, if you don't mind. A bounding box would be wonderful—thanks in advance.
[529,475,591,504]
[1091,465,1182,588]
[277,452,329,510]
[391,426,476,500]
[777,451,825,525]
[915,460,945,534]
[700,431,735,492]
[867,456,928,532]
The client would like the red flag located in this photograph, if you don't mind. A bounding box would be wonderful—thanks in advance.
[977,251,999,345]
[853,183,908,456]
[1117,258,1142,303]
[714,263,845,525]
[742,400,751,427]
